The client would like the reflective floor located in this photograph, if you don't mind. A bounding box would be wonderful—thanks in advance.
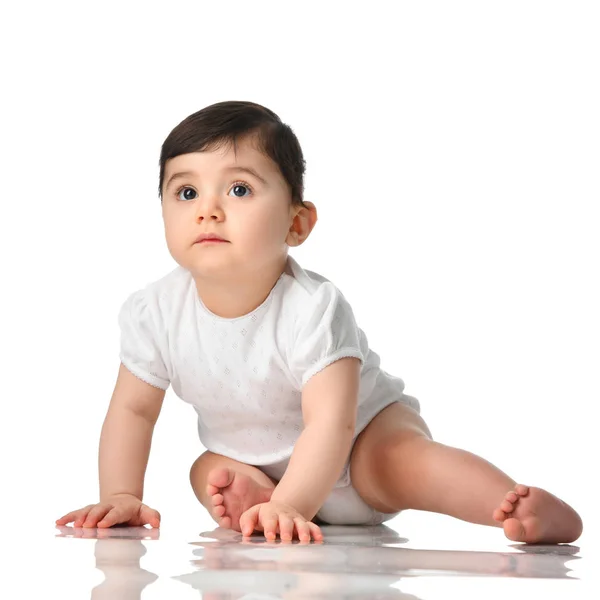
[15,511,593,599]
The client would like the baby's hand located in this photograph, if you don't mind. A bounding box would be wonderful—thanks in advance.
[55,493,161,528]
[239,501,323,542]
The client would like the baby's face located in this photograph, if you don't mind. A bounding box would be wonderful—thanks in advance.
[161,134,299,279]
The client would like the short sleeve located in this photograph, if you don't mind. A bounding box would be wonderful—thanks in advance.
[118,289,171,391]
[289,283,365,389]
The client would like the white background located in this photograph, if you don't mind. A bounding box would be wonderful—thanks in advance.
[1,0,598,551]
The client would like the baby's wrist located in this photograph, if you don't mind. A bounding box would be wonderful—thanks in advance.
[101,491,141,503]
[269,492,314,520]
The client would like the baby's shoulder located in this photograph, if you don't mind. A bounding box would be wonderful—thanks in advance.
[149,265,191,298]
[122,265,191,319]
[278,258,351,324]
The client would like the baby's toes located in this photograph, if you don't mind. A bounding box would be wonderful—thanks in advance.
[220,515,232,529]
[213,504,226,518]
[494,490,520,522]
[514,484,530,497]
[211,493,224,507]
[493,508,507,522]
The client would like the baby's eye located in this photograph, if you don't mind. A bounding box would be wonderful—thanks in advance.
[229,182,252,198]
[176,187,197,201]
[175,181,253,201]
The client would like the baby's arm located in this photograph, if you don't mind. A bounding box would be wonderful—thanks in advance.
[99,363,165,501]
[56,363,165,528]
[269,356,360,520]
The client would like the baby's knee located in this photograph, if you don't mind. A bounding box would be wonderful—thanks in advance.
[189,450,218,481]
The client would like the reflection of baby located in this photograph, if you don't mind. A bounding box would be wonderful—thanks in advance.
[56,100,583,545]
[56,527,158,600]
[173,525,579,599]
[176,539,420,600]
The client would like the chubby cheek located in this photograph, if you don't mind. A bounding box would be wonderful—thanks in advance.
[163,222,188,259]
[243,217,287,255]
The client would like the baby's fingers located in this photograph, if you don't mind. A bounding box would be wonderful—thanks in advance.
[308,522,323,542]
[139,505,161,528]
[96,507,124,528]
[293,518,312,542]
[56,506,94,526]
[82,504,113,528]
[240,505,260,537]
[292,518,323,542]
[278,515,295,542]
[262,514,279,542]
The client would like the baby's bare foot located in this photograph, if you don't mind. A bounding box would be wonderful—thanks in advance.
[206,468,274,532]
[492,484,583,544]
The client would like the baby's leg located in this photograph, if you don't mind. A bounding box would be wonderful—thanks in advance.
[190,451,276,531]
[350,401,583,544]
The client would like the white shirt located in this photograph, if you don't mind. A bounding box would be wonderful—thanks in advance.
[118,255,417,465]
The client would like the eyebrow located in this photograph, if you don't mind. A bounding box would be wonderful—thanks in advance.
[165,165,268,190]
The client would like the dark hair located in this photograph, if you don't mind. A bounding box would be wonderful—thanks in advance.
[158,100,307,207]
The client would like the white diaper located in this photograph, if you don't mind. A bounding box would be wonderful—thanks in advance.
[253,396,421,526]
[256,450,400,526]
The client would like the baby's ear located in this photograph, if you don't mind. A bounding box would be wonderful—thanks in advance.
[288,202,317,246]
[304,201,318,230]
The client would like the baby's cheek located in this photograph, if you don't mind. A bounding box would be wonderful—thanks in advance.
[244,228,284,259]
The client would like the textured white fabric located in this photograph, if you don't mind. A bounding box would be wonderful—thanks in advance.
[118,254,419,466]
[257,453,399,525]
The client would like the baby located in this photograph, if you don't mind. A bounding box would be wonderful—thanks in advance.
[56,100,583,544]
